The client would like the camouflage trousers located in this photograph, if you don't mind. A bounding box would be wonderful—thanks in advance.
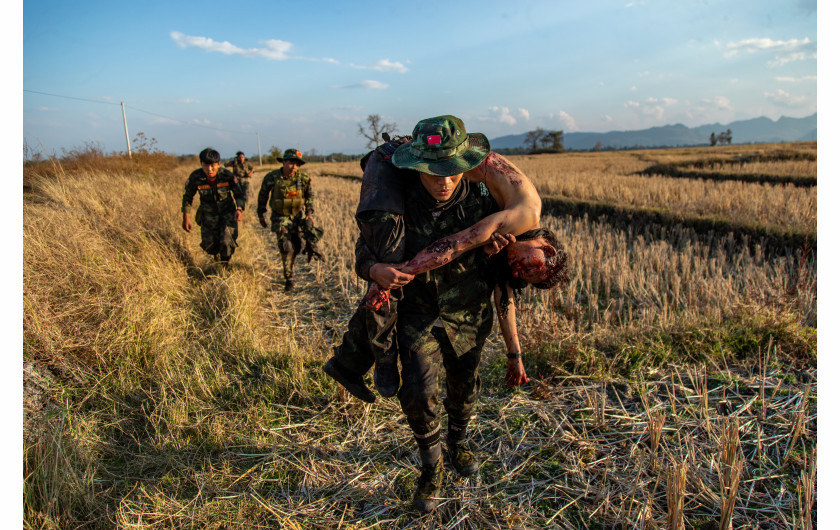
[333,317,485,436]
[272,213,323,282]
[239,179,250,205]
[198,211,238,260]
[398,325,485,438]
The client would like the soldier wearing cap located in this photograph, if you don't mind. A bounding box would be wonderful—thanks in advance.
[225,151,254,204]
[256,148,323,291]
[181,147,245,265]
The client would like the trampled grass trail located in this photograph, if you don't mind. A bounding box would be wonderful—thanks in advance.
[23,150,815,528]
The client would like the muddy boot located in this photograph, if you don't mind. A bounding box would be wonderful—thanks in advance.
[447,440,479,477]
[373,353,399,398]
[322,357,376,403]
[447,416,479,477]
[413,443,444,513]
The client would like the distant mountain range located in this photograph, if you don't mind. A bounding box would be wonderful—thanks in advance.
[488,113,817,151]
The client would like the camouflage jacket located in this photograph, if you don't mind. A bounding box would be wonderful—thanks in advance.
[181,167,244,216]
[256,168,314,218]
[362,175,499,357]
[225,158,254,179]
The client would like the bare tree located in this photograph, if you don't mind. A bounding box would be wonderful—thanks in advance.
[358,114,398,149]
[523,127,545,152]
[542,130,564,152]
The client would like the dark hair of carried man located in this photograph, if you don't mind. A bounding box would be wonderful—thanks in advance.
[517,227,570,290]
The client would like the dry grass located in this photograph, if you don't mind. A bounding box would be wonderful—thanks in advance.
[23,147,815,528]
[507,144,816,237]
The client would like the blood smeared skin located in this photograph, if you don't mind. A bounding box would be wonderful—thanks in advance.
[482,152,524,187]
[497,296,512,318]
[402,221,503,276]
[365,283,390,311]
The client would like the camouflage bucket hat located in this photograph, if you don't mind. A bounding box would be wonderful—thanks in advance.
[277,148,306,165]
[392,115,490,176]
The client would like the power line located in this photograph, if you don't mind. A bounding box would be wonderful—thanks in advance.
[24,89,120,106]
[24,88,252,136]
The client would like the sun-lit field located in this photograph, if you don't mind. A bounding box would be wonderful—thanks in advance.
[23,144,815,528]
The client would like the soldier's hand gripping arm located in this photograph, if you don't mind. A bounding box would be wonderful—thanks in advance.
[354,236,413,311]
[398,152,541,277]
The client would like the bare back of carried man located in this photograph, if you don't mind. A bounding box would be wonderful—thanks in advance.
[323,118,569,402]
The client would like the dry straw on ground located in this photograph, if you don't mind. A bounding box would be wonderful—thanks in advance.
[23,145,815,528]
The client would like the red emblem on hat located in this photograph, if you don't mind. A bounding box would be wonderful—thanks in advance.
[296,150,302,157]
[427,134,441,145]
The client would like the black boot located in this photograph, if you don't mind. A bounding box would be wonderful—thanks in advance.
[373,354,399,398]
[447,439,479,477]
[284,280,294,292]
[322,357,376,403]
[447,416,479,476]
[413,446,444,513]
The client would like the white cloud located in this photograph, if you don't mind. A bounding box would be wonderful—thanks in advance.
[179,98,200,104]
[625,97,678,121]
[775,75,817,82]
[601,114,613,123]
[764,89,807,107]
[150,116,181,125]
[722,37,816,67]
[517,108,530,121]
[698,96,732,112]
[630,86,638,92]
[488,106,517,125]
[171,31,294,60]
[37,106,50,111]
[548,110,579,132]
[333,80,389,90]
[712,96,732,110]
[350,59,409,73]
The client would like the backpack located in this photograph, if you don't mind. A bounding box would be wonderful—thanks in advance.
[356,135,413,218]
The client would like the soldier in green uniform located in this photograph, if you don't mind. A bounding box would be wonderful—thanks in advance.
[324,134,567,401]
[181,147,245,265]
[225,151,254,204]
[328,116,569,512]
[256,148,324,291]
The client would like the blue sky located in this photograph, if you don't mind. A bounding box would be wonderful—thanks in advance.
[22,0,818,157]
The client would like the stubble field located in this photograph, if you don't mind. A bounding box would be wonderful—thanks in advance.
[23,142,816,528]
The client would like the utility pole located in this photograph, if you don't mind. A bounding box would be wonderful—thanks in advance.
[257,132,262,166]
[121,102,132,159]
